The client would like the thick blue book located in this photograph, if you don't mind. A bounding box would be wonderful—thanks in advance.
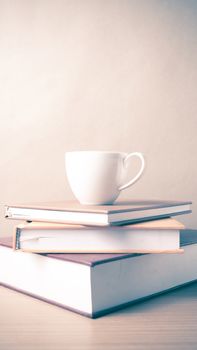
[0,230,197,318]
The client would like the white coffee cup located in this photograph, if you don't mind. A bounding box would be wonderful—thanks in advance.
[65,151,145,205]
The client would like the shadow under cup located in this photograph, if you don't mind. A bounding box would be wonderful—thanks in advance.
[65,151,145,205]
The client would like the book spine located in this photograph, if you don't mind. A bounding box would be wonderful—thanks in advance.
[15,228,21,250]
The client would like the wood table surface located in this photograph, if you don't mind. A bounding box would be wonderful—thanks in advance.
[0,281,197,350]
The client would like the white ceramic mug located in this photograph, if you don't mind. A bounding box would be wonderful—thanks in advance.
[65,151,145,205]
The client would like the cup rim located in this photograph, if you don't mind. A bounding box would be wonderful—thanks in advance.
[65,151,126,156]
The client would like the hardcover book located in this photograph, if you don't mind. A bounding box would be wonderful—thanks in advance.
[5,199,192,226]
[0,229,197,318]
[14,218,184,253]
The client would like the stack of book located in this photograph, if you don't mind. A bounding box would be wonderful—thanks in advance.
[1,199,197,318]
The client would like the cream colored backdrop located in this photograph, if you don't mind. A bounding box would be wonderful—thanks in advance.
[0,0,196,235]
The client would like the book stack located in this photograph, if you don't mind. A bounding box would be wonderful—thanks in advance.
[1,199,197,318]
[5,200,192,253]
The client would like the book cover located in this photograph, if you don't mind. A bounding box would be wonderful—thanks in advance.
[5,199,192,226]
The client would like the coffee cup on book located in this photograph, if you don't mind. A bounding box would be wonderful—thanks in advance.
[65,151,145,205]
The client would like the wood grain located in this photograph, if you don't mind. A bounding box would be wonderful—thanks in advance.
[0,281,197,350]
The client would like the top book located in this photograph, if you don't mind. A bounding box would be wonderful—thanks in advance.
[5,199,192,226]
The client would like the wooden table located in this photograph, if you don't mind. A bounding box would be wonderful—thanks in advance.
[0,281,197,350]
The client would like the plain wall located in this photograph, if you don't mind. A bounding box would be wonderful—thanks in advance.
[0,0,196,235]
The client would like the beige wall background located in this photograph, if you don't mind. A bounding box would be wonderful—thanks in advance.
[0,0,196,235]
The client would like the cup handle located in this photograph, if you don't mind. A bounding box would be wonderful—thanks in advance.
[118,152,145,191]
